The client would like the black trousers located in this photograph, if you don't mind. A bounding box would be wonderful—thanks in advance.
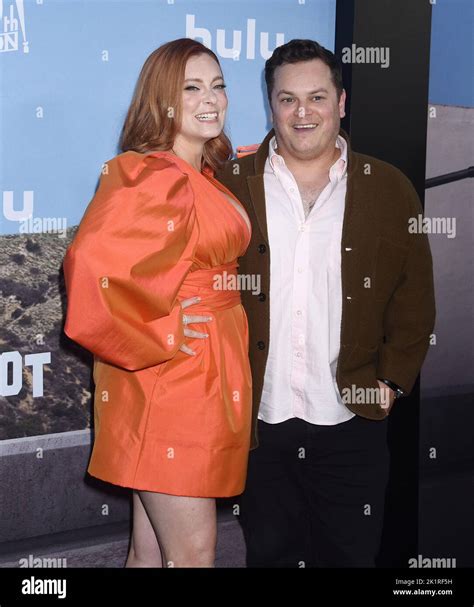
[239,415,390,567]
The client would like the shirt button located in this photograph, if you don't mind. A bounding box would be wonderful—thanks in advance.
[257,341,265,350]
[290,187,295,192]
[296,310,302,316]
[258,293,266,302]
[297,267,303,273]
[257,244,267,254]
[299,225,305,232]
[296,352,302,358]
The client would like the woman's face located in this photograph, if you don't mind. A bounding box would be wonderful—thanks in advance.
[178,53,228,144]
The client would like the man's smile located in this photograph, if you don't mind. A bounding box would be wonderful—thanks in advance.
[293,123,319,131]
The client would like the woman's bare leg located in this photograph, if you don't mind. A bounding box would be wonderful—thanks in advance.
[137,490,217,567]
[125,490,163,567]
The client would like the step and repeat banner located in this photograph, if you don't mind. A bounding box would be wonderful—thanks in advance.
[0,0,336,440]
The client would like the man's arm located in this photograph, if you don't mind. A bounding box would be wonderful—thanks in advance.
[376,178,436,395]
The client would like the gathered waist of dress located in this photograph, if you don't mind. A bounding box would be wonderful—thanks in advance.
[178,262,242,312]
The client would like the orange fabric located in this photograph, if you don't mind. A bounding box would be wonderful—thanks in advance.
[63,151,253,497]
[236,143,260,158]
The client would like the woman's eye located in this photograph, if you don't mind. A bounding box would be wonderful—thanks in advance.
[185,84,226,91]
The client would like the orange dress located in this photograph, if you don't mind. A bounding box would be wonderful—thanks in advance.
[63,151,253,497]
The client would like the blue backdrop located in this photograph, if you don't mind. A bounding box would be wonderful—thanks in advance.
[428,0,474,108]
[0,0,336,233]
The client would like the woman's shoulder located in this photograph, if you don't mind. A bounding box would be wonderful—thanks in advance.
[102,150,190,188]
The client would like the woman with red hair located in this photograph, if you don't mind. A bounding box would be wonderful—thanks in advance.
[63,39,252,567]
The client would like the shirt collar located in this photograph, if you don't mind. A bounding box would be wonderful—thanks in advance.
[268,133,348,180]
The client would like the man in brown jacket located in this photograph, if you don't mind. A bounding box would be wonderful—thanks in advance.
[216,39,435,567]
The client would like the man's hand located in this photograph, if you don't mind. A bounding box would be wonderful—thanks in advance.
[377,380,396,414]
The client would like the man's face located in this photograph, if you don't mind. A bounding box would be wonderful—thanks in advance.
[270,59,346,161]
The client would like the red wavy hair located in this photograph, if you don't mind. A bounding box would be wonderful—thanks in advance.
[119,38,233,172]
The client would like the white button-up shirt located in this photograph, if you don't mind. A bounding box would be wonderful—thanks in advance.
[259,134,356,425]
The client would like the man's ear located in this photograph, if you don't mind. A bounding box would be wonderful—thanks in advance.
[339,89,347,119]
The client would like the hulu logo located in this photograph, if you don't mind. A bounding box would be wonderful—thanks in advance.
[186,14,284,60]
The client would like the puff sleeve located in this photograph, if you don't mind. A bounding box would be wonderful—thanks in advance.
[63,152,198,371]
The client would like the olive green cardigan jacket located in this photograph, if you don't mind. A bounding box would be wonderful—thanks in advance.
[215,128,435,450]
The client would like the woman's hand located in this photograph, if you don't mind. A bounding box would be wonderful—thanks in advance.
[179,296,213,356]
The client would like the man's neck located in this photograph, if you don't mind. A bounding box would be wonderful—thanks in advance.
[276,140,341,183]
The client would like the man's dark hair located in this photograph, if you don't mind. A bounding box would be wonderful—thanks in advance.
[264,39,344,107]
